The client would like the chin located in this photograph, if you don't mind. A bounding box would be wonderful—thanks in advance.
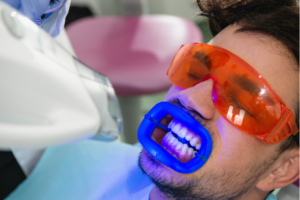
[138,148,190,183]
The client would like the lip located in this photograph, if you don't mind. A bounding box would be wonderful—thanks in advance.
[138,101,213,174]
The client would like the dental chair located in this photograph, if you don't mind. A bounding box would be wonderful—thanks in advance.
[66,15,203,144]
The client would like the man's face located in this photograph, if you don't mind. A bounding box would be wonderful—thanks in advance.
[138,25,299,200]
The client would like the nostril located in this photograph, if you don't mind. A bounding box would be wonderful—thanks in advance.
[177,81,217,121]
[168,98,211,124]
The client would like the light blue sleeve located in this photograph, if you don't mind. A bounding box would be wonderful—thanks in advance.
[266,193,277,200]
[6,140,154,200]
[0,0,70,37]
[40,0,71,38]
[1,0,49,22]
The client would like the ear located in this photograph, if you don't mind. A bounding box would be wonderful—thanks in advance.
[256,149,299,191]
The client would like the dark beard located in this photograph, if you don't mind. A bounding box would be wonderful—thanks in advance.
[138,149,277,200]
[149,176,248,200]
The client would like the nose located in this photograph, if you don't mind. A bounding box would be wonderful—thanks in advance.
[176,79,219,121]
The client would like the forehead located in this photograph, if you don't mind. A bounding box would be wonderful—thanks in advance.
[208,25,299,116]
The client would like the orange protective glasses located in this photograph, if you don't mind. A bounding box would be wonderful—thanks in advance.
[167,43,298,144]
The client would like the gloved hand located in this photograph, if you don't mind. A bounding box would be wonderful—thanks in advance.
[1,0,49,25]
[1,0,70,38]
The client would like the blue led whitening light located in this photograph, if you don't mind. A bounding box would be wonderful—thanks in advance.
[138,102,213,174]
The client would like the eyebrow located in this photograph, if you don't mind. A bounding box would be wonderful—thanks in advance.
[231,74,261,94]
[231,74,274,104]
[186,51,210,80]
[193,51,210,68]
[192,51,275,104]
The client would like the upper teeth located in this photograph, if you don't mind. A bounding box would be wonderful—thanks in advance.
[178,127,187,138]
[185,133,193,141]
[190,138,199,146]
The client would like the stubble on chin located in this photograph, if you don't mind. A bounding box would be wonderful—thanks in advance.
[138,148,165,176]
[138,148,198,199]
[138,147,278,200]
[138,148,188,182]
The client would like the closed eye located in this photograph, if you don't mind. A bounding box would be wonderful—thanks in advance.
[227,95,254,117]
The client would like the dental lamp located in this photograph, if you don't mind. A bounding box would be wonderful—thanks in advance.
[0,2,122,149]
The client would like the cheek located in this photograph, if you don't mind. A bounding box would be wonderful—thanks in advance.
[213,117,261,165]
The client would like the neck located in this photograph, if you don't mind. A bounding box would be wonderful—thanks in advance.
[241,187,270,200]
[150,186,171,200]
[149,185,270,200]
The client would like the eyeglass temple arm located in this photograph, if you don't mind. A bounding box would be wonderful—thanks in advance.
[264,105,298,143]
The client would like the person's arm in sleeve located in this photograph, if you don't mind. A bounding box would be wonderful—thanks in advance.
[1,0,71,37]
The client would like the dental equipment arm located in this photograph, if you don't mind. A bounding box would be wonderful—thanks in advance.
[0,2,123,149]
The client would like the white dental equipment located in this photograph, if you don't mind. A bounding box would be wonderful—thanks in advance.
[0,2,122,149]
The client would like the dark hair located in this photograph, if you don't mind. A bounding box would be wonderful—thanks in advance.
[197,0,299,151]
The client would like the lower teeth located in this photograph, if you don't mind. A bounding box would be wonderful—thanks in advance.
[161,132,198,163]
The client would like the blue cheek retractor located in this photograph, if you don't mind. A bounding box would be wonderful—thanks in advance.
[138,102,213,174]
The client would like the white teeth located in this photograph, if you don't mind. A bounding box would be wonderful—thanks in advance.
[166,132,172,140]
[175,142,183,150]
[170,136,175,144]
[181,144,188,155]
[177,127,187,138]
[188,148,194,155]
[185,133,193,141]
[163,119,203,161]
[190,138,198,146]
[172,123,181,133]
[172,138,178,146]
[168,120,174,129]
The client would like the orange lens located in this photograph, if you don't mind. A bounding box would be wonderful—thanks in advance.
[167,43,298,143]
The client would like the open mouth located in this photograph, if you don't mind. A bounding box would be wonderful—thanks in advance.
[151,115,202,163]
